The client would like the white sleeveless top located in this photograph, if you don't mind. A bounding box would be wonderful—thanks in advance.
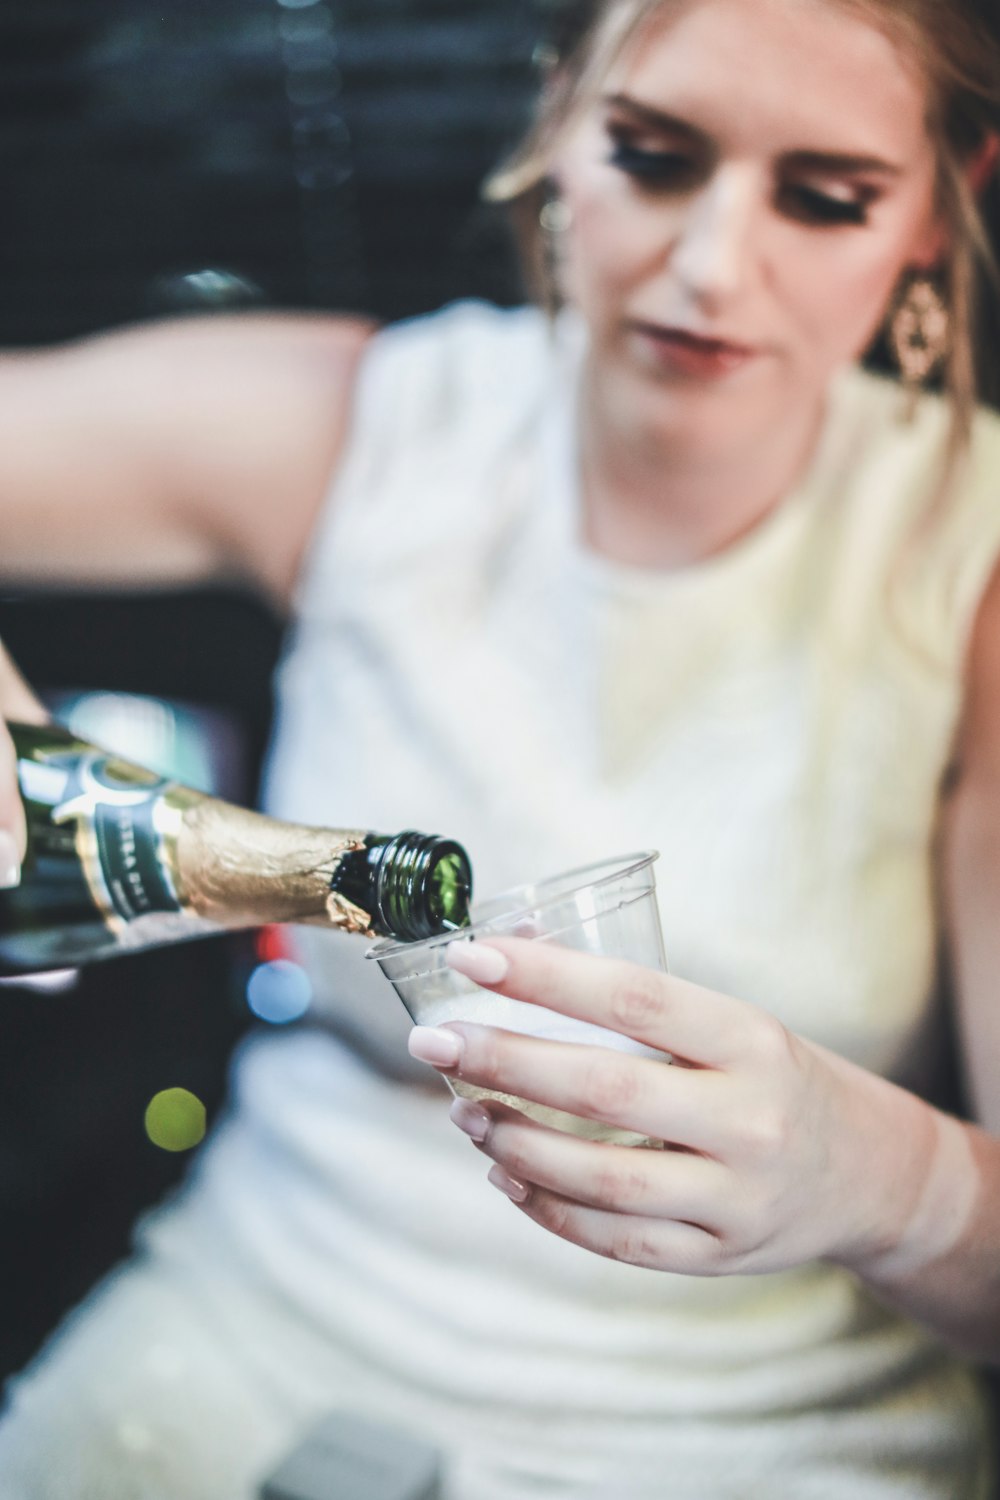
[239,301,1000,1496]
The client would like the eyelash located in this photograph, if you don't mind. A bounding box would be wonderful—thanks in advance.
[609,140,697,185]
[607,139,872,228]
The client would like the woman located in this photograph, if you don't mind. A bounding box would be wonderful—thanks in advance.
[0,0,999,1495]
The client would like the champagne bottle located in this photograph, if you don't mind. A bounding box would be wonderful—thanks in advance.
[0,721,472,976]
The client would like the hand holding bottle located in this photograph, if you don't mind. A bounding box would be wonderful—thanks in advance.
[408,936,963,1286]
[0,640,48,887]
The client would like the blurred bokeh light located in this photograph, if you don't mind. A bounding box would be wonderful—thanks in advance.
[246,958,312,1025]
[144,1088,207,1153]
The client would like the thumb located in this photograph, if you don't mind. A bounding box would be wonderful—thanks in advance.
[0,641,47,883]
[0,723,26,884]
[0,640,48,726]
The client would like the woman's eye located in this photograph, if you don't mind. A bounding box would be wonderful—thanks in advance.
[608,139,699,187]
[781,184,870,226]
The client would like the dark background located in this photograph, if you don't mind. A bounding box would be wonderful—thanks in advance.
[0,0,998,1425]
[0,0,555,1384]
[0,0,548,340]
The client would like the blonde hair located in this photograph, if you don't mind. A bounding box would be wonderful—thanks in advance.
[486,0,1000,453]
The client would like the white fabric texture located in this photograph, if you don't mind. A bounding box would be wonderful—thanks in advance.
[2,301,1000,1499]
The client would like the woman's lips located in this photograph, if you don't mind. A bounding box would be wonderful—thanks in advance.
[629,321,760,378]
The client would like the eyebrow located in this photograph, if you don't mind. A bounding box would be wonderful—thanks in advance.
[602,93,905,177]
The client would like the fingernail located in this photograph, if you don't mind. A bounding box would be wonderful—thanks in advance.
[0,831,21,889]
[449,1098,491,1141]
[408,1026,463,1068]
[446,941,510,985]
[488,1165,529,1204]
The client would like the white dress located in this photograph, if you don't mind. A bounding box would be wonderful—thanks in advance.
[2,302,1000,1500]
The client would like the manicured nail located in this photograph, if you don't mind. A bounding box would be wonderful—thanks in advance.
[488,1165,529,1204]
[449,1098,491,1141]
[446,941,510,985]
[408,1026,463,1068]
[0,830,21,889]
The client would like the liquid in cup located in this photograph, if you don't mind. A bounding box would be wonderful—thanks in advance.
[369,852,669,1148]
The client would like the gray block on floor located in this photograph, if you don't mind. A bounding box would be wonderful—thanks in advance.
[259,1411,442,1500]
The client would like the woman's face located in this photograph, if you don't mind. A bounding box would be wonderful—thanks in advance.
[551,0,944,447]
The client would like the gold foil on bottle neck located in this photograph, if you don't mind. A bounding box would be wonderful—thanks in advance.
[166,790,371,931]
[326,890,377,937]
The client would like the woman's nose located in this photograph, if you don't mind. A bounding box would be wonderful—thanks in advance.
[669,167,760,311]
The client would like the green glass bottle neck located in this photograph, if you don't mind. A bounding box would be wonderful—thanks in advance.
[10,722,473,944]
[333,832,472,943]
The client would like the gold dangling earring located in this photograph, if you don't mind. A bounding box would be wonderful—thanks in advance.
[539,195,573,237]
[538,190,573,310]
[888,273,950,420]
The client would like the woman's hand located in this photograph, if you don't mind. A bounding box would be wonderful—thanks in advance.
[0,640,48,886]
[407,937,944,1279]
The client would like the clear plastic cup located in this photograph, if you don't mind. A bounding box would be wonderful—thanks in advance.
[368,851,668,1147]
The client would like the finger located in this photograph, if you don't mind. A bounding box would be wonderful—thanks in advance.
[426,1022,731,1154]
[0,724,26,874]
[446,937,762,1068]
[489,1174,726,1275]
[0,642,48,725]
[456,1099,733,1225]
[0,644,47,875]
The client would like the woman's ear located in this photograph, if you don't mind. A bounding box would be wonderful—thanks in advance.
[968,131,1000,195]
[909,133,1000,272]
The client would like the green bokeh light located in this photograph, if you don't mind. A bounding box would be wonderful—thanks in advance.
[144,1088,207,1153]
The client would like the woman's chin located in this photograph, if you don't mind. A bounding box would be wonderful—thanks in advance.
[615,355,788,449]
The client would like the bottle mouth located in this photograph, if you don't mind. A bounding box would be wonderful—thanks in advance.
[373,832,473,943]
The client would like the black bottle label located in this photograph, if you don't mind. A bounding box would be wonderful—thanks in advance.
[37,751,181,922]
[93,796,179,921]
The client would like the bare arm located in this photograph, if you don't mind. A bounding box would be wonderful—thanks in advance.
[0,311,374,608]
[944,563,1000,1137]
[793,557,1000,1359]
[876,557,1000,1352]
[0,312,371,882]
[770,559,1000,1360]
